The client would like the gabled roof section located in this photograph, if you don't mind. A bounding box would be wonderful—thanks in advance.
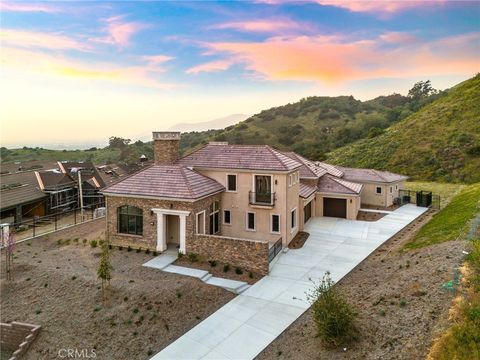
[282,152,328,179]
[35,172,76,190]
[315,162,344,178]
[102,165,225,200]
[58,161,106,188]
[1,171,47,210]
[299,182,317,198]
[337,166,409,183]
[177,144,302,172]
[317,175,362,195]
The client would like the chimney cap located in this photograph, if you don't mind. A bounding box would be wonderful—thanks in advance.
[152,131,181,141]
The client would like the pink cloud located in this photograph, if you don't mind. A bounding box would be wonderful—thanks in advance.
[92,15,148,48]
[186,60,234,74]
[212,18,304,33]
[379,32,419,44]
[1,29,90,51]
[0,1,61,13]
[193,32,479,83]
[143,55,175,65]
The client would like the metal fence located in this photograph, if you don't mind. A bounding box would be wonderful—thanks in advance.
[1,207,105,243]
[398,189,441,210]
[268,237,283,262]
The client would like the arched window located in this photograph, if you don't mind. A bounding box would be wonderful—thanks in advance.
[117,205,143,235]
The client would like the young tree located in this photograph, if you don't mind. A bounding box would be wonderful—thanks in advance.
[307,272,357,346]
[97,242,112,302]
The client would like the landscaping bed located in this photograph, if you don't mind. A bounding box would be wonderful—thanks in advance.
[0,221,234,360]
[174,256,262,285]
[257,209,468,359]
[288,231,310,249]
[356,210,387,221]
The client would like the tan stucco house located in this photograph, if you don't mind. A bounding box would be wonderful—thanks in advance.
[102,131,407,274]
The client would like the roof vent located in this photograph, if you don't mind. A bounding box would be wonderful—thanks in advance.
[208,141,228,146]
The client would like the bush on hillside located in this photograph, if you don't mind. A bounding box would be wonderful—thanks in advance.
[307,272,357,346]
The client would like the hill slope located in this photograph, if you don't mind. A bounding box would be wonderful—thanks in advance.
[327,75,480,183]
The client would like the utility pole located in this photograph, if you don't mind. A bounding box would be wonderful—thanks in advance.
[78,170,84,218]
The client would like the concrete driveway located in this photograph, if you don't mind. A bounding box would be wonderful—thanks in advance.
[152,204,428,360]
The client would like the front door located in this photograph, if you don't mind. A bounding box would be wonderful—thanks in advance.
[166,215,180,246]
[304,202,312,223]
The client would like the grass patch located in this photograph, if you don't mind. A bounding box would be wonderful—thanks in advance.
[404,181,466,208]
[427,238,480,359]
[405,183,480,250]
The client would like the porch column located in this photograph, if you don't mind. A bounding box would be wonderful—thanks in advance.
[156,213,167,252]
[179,215,187,254]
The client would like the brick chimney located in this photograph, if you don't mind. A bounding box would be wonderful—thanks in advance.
[152,131,181,165]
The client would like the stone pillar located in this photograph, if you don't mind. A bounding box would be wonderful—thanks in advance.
[152,131,181,166]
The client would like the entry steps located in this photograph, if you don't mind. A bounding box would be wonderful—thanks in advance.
[143,253,250,294]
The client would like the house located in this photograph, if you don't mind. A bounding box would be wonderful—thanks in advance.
[102,132,408,274]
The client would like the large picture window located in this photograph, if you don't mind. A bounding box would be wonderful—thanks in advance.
[118,205,143,235]
[209,201,220,234]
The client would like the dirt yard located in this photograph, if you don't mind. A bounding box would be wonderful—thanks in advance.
[257,211,468,360]
[1,220,235,360]
[356,210,387,221]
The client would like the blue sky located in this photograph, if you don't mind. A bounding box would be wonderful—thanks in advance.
[1,1,479,147]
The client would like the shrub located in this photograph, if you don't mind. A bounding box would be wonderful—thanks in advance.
[127,246,132,252]
[249,272,254,279]
[399,299,407,307]
[146,249,150,255]
[133,308,139,314]
[307,272,357,346]
[223,264,230,273]
[208,260,217,267]
[118,246,123,251]
[71,276,77,280]
[379,309,386,317]
[177,251,184,259]
[35,309,42,314]
[176,292,182,298]
[57,239,63,245]
[188,253,199,262]
[108,244,112,250]
[235,267,243,275]
[136,248,141,253]
[89,240,98,248]
[152,251,158,256]
[124,296,128,302]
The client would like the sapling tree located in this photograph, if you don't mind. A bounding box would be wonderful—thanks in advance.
[97,242,112,302]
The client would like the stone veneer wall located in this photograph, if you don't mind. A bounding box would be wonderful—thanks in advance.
[105,193,221,251]
[154,139,179,165]
[0,322,41,360]
[189,234,270,275]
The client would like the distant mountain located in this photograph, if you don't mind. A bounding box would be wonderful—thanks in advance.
[169,114,249,132]
[327,75,480,183]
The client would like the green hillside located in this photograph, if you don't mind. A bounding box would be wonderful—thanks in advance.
[180,92,439,160]
[327,75,480,183]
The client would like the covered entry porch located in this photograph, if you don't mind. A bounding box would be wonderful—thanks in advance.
[152,208,190,254]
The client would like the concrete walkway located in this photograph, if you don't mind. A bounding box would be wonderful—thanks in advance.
[151,204,428,360]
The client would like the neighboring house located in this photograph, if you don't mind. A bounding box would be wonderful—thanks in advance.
[102,132,408,273]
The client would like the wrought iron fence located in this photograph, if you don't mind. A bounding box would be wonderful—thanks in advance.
[249,191,276,206]
[0,206,105,244]
[268,237,282,262]
[398,189,441,210]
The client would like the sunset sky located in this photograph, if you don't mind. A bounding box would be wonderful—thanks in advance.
[1,0,479,148]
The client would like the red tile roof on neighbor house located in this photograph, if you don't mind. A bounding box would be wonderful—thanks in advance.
[317,175,363,195]
[316,162,344,178]
[102,165,225,200]
[177,144,302,172]
[283,152,328,179]
[337,166,409,183]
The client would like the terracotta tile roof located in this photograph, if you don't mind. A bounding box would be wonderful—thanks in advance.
[337,166,409,183]
[102,165,224,200]
[315,162,344,177]
[177,144,302,171]
[299,182,317,198]
[282,152,328,178]
[317,175,362,195]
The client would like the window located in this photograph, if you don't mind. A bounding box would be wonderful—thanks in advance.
[289,174,292,187]
[227,174,237,192]
[390,186,393,193]
[209,201,220,234]
[117,205,143,235]
[395,185,398,190]
[271,214,280,233]
[224,210,231,225]
[196,211,205,234]
[376,186,382,194]
[254,175,272,204]
[291,208,297,229]
[247,212,256,231]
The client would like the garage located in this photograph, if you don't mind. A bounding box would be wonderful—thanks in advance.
[323,197,347,218]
